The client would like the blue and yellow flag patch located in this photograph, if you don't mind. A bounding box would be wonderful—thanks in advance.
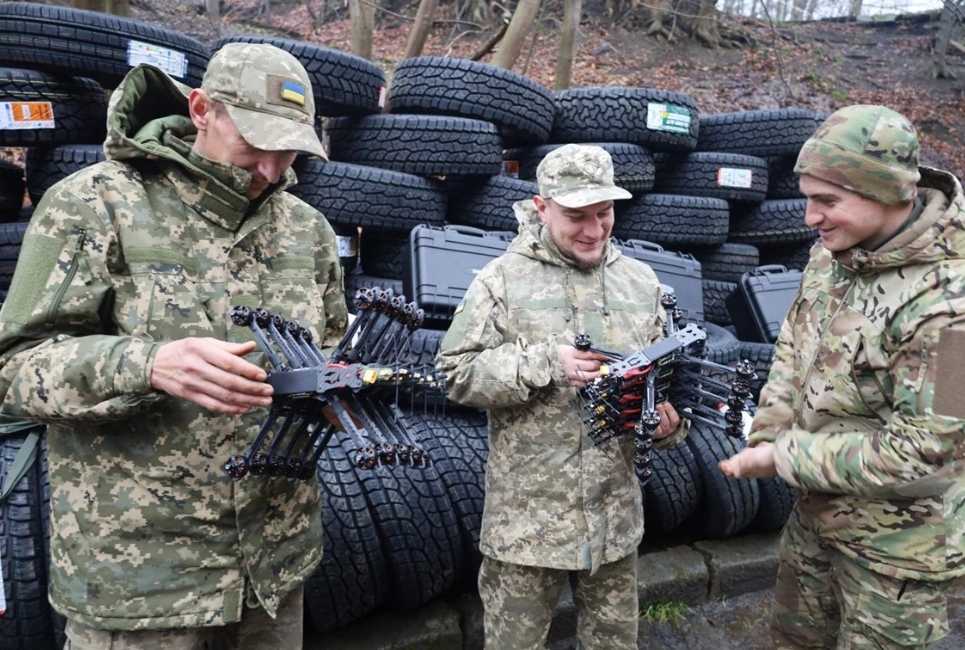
[280,80,306,106]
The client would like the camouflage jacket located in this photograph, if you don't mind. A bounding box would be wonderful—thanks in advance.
[0,65,347,629]
[749,167,965,582]
[438,201,685,572]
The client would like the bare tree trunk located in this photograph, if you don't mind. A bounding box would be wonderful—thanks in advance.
[493,0,541,69]
[555,0,582,89]
[849,0,863,18]
[933,0,962,79]
[791,0,806,20]
[350,0,376,60]
[206,0,220,20]
[805,0,819,20]
[405,0,438,58]
[72,0,130,15]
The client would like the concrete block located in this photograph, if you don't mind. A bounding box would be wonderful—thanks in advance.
[692,532,780,598]
[306,599,462,650]
[638,546,710,606]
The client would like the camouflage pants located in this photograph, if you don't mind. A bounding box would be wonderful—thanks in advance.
[478,553,638,650]
[772,508,950,649]
[62,585,303,650]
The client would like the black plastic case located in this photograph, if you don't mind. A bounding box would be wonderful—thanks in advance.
[405,224,514,323]
[615,239,705,321]
[725,264,803,343]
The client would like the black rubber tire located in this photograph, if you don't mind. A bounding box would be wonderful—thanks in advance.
[655,152,768,202]
[759,238,817,272]
[700,322,740,365]
[290,159,446,232]
[0,162,24,215]
[0,430,64,650]
[352,424,464,609]
[0,68,106,147]
[551,87,699,152]
[730,199,815,245]
[447,175,535,231]
[685,422,760,538]
[688,243,760,284]
[305,434,390,633]
[697,109,822,157]
[767,155,803,199]
[0,2,209,87]
[344,273,404,310]
[0,223,30,290]
[504,143,656,193]
[389,56,554,146]
[735,342,775,402]
[327,114,503,177]
[213,35,384,118]
[703,279,736,326]
[25,145,105,205]
[613,194,729,247]
[752,476,797,532]
[359,232,407,281]
[399,406,489,579]
[0,223,27,246]
[644,441,702,535]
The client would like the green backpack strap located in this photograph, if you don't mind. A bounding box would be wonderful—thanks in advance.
[0,416,44,505]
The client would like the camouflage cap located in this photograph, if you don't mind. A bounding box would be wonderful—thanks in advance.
[201,43,325,159]
[794,104,920,205]
[537,144,632,208]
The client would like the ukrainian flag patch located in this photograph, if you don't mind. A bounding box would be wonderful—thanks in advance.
[280,80,306,106]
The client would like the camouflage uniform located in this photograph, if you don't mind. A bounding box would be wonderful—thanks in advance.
[438,145,685,650]
[0,44,346,642]
[748,106,965,648]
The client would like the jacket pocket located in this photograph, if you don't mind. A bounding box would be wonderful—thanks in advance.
[126,262,214,340]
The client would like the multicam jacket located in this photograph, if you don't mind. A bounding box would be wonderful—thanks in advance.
[749,167,965,582]
[0,65,347,629]
[438,202,685,572]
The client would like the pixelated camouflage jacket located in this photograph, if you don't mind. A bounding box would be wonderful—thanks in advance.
[0,65,348,629]
[438,200,685,572]
[749,167,965,581]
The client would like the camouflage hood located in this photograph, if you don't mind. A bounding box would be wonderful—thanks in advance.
[510,198,622,269]
[842,167,965,274]
[103,64,296,202]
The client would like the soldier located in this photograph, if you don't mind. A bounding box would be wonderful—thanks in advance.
[0,44,347,649]
[720,105,965,648]
[438,144,684,650]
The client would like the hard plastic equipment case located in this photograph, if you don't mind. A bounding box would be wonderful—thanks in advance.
[725,264,802,343]
[616,239,704,321]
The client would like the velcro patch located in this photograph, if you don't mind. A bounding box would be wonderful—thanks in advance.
[266,75,309,114]
[280,80,305,106]
[932,327,965,419]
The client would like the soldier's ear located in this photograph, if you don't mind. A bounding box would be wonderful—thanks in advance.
[187,89,213,132]
[533,195,549,223]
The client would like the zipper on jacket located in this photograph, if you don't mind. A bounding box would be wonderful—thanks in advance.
[797,277,857,413]
[46,230,87,324]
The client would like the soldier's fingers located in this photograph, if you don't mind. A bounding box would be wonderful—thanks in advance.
[191,362,274,400]
[573,350,610,362]
[178,373,272,411]
[196,339,269,383]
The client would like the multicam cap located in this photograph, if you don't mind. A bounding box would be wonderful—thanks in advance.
[795,104,920,205]
[201,43,325,159]
[537,144,632,208]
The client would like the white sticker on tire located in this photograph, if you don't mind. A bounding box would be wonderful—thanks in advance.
[337,235,358,258]
[0,102,55,129]
[646,103,691,134]
[127,40,188,79]
[717,168,753,189]
[0,553,6,616]
[377,86,386,109]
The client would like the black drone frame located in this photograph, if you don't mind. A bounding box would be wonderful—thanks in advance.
[223,287,444,481]
[578,294,757,486]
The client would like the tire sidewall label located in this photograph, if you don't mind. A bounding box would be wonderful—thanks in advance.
[646,103,691,134]
[717,167,754,188]
[127,40,188,79]
[0,102,55,129]
[337,235,358,258]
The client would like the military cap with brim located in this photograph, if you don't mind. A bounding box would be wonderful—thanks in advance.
[537,144,632,208]
[202,42,326,159]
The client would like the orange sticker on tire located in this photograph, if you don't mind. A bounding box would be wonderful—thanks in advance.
[0,101,55,129]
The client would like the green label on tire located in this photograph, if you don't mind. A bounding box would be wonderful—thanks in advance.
[646,103,691,134]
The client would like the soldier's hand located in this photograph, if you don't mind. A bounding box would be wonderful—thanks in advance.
[150,338,273,415]
[719,443,777,479]
[557,345,609,388]
[654,402,681,439]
